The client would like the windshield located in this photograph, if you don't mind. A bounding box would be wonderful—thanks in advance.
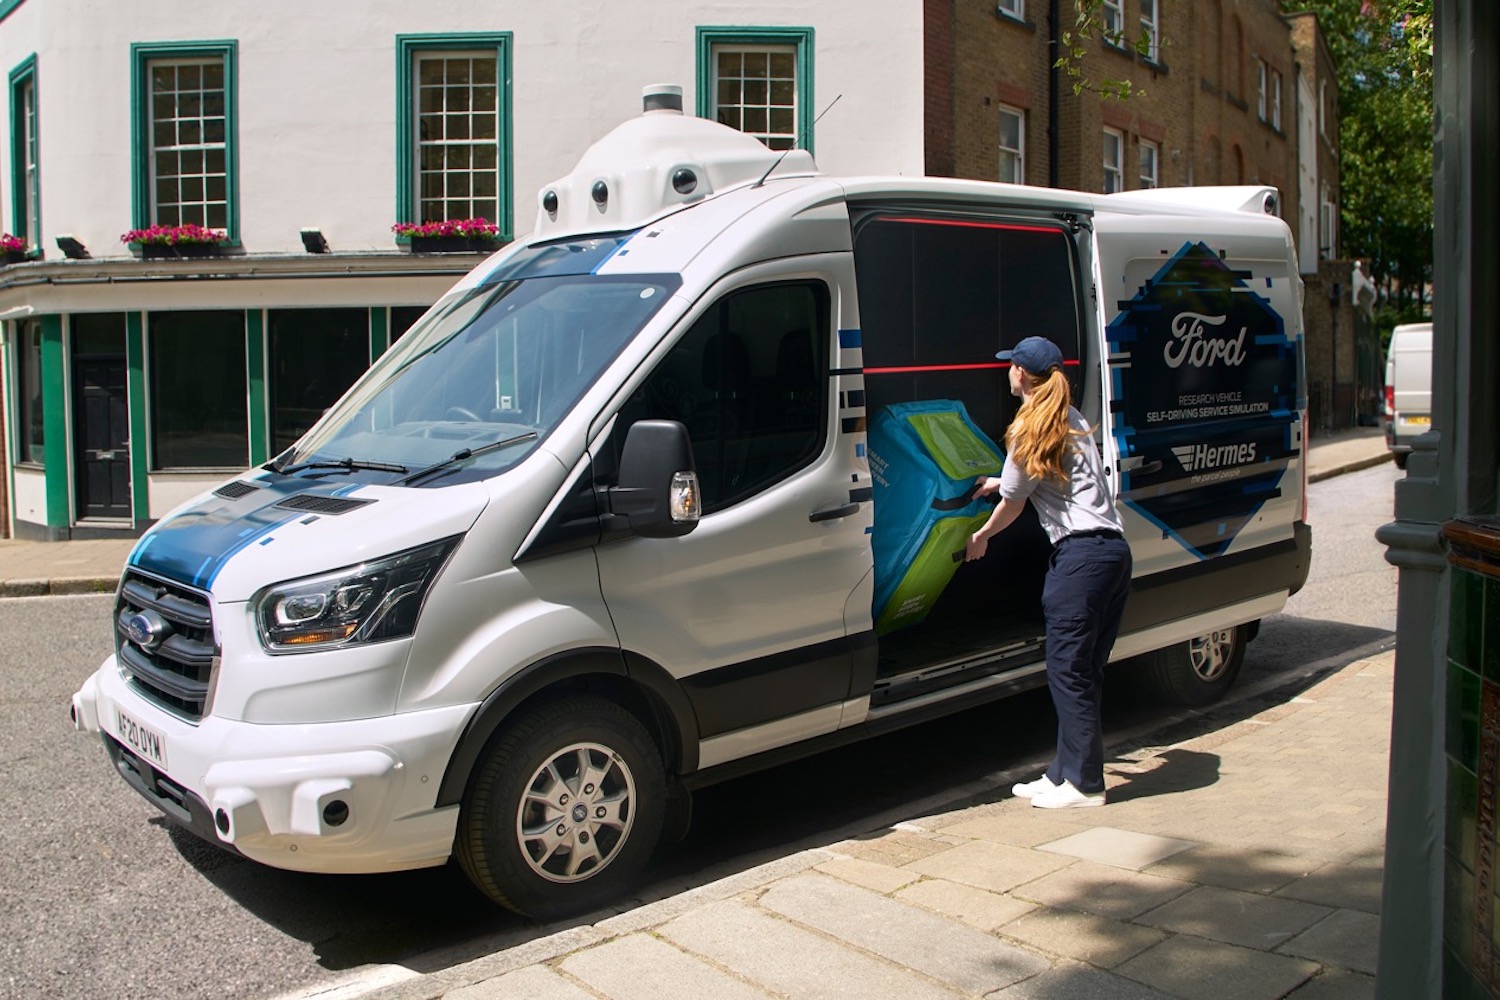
[279,259,680,487]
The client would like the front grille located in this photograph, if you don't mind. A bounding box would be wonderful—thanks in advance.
[115,570,217,721]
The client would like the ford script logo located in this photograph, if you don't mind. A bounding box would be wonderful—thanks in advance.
[124,610,167,650]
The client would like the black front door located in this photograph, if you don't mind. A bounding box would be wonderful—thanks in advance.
[73,355,131,519]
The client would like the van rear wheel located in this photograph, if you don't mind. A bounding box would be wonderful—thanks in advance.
[455,695,666,919]
[1138,625,1246,707]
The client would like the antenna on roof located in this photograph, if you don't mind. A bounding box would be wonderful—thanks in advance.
[752,94,842,189]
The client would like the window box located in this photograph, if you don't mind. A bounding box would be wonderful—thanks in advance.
[393,218,502,254]
[1,233,27,263]
[123,224,229,259]
[406,235,501,254]
[141,241,224,260]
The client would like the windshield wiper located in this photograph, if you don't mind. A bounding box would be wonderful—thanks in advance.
[399,431,540,487]
[276,456,411,476]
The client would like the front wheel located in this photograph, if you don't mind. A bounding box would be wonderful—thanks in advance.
[1137,624,1247,707]
[455,695,666,918]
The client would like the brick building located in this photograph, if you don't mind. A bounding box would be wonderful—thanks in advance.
[925,0,1352,428]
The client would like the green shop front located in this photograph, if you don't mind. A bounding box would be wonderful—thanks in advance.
[1,253,473,541]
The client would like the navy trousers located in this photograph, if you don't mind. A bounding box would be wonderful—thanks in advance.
[1041,533,1133,794]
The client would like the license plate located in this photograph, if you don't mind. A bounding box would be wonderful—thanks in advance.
[1406,415,1431,425]
[114,707,168,769]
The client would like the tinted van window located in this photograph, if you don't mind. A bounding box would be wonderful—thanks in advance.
[621,281,830,511]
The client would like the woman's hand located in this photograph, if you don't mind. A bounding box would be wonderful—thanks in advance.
[972,476,1002,500]
[965,531,989,562]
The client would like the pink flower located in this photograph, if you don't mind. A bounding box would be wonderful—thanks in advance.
[0,232,26,253]
[391,217,501,239]
[121,223,228,246]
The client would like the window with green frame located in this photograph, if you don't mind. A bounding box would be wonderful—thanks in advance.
[14,318,43,465]
[8,54,38,253]
[696,27,814,153]
[395,33,513,239]
[130,41,238,240]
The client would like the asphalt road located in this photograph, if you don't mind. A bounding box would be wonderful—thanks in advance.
[0,463,1398,1000]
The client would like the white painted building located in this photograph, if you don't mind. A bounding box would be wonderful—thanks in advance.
[0,0,923,539]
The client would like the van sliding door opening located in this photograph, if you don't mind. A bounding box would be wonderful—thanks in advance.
[850,209,1095,685]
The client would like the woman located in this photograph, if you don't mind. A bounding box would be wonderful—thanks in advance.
[965,336,1132,809]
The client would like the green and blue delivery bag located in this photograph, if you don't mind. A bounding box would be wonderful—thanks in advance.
[868,400,1005,634]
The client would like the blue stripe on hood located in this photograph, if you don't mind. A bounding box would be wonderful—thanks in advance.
[130,479,364,590]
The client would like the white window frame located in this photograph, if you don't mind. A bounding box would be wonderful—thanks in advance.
[1319,80,1329,138]
[1320,183,1337,259]
[146,57,230,230]
[1101,0,1124,42]
[1139,0,1160,62]
[412,50,503,225]
[1257,59,1268,122]
[1139,139,1159,189]
[709,44,801,151]
[1102,128,1124,194]
[997,0,1024,19]
[1271,69,1283,131]
[998,105,1026,184]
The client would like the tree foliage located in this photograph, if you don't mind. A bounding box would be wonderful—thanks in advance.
[1285,1,1433,316]
[1054,1,1156,100]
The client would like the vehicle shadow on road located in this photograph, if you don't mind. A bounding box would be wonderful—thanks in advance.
[158,616,1394,981]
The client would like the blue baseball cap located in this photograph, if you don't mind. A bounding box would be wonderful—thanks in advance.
[996,336,1065,373]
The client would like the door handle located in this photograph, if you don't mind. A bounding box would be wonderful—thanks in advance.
[1118,456,1162,476]
[809,502,860,523]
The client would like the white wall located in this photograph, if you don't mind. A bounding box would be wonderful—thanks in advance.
[10,465,45,525]
[0,0,924,258]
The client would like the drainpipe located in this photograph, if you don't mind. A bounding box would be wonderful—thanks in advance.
[1048,0,1060,187]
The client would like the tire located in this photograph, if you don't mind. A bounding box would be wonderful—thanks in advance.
[1393,450,1408,469]
[455,695,666,918]
[1139,624,1247,707]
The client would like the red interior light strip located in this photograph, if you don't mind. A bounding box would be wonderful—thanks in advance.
[865,359,1081,374]
[881,216,1064,235]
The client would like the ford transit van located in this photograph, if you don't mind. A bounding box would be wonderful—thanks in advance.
[73,87,1311,918]
[1384,321,1432,467]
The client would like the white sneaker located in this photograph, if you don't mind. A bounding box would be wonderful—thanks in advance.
[1011,775,1059,799]
[1029,780,1106,809]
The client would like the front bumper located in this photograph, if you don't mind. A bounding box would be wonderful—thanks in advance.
[72,657,474,874]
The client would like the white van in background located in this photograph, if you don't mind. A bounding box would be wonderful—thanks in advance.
[72,86,1310,919]
[1384,321,1433,467]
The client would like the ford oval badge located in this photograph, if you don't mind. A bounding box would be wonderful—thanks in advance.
[124,610,165,649]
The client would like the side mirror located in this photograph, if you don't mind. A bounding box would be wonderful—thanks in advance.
[608,420,701,538]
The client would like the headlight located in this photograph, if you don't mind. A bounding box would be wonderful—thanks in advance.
[253,536,461,653]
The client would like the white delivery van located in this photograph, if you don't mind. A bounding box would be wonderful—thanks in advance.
[1384,320,1433,467]
[73,87,1310,918]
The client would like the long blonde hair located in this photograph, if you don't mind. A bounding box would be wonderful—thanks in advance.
[1005,366,1087,485]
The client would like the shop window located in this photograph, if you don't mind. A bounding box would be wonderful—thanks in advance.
[268,308,370,455]
[15,318,43,465]
[149,311,248,469]
[391,305,430,343]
